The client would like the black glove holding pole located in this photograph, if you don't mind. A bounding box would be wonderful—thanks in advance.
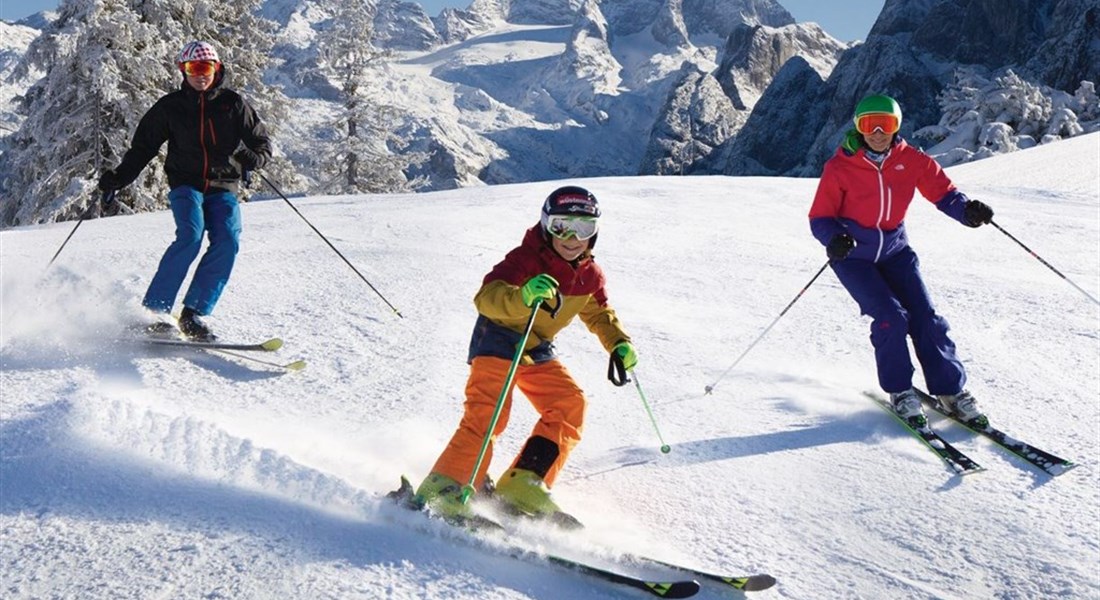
[826,233,855,260]
[97,169,123,192]
[963,199,994,227]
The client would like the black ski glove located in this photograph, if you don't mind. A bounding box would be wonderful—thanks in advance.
[826,233,855,260]
[233,148,261,171]
[98,168,123,191]
[963,199,994,227]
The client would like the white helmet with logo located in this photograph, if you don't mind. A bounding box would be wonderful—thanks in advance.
[178,41,220,65]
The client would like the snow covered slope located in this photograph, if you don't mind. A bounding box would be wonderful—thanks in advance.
[1,134,1098,598]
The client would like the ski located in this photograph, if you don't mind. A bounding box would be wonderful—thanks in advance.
[385,476,700,598]
[546,555,700,598]
[136,336,305,371]
[465,479,773,592]
[209,348,307,372]
[912,388,1077,476]
[143,336,284,351]
[623,553,777,592]
[478,499,773,592]
[864,391,984,475]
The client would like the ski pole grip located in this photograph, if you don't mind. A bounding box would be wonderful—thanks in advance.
[539,289,563,318]
[607,352,629,386]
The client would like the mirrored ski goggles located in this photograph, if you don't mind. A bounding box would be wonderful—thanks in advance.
[855,113,901,135]
[545,214,599,241]
[181,60,219,77]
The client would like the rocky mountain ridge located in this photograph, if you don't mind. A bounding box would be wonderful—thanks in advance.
[2,0,1097,216]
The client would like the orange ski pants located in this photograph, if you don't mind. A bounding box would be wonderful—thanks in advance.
[429,356,587,489]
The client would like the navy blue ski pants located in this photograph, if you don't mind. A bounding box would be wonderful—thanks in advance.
[830,247,966,395]
[142,186,241,316]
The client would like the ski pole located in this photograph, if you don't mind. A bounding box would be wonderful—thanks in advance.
[461,292,561,504]
[607,353,670,453]
[257,172,405,318]
[990,220,1100,307]
[704,261,829,394]
[46,190,115,270]
[630,371,671,454]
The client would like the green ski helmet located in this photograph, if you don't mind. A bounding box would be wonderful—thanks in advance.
[853,94,903,129]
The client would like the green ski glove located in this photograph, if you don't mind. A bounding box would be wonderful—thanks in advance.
[613,341,638,371]
[521,273,559,307]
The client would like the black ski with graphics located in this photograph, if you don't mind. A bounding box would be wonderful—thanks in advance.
[912,388,1077,476]
[621,553,777,592]
[864,391,984,475]
[396,475,774,590]
[447,480,776,592]
[386,476,700,598]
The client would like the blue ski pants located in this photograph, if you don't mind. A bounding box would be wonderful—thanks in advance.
[142,186,241,316]
[830,246,966,396]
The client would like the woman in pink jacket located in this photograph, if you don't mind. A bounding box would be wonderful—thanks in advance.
[808,94,994,429]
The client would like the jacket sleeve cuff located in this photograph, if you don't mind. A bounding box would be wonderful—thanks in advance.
[809,217,844,246]
[935,189,969,225]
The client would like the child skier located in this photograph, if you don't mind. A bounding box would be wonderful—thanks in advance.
[413,185,637,522]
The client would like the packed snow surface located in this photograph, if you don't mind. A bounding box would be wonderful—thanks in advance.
[1,134,1098,598]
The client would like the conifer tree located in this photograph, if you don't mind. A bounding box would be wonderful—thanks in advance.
[0,0,300,226]
[315,0,423,194]
[1,0,174,225]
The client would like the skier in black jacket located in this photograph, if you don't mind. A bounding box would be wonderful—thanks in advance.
[99,41,272,341]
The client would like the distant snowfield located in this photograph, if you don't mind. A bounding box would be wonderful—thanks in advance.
[1,134,1098,599]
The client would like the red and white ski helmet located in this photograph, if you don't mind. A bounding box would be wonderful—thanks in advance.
[178,41,220,66]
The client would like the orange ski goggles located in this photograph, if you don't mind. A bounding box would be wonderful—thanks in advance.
[181,60,219,77]
[855,113,901,135]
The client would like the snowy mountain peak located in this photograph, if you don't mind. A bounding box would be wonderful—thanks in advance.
[469,0,583,25]
[724,0,1100,178]
[542,0,622,123]
[716,21,848,109]
[373,0,440,50]
[650,0,691,49]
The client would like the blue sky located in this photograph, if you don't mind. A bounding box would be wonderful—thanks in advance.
[2,0,884,42]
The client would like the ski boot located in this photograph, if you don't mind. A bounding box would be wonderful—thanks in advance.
[412,472,473,519]
[178,307,217,342]
[135,310,180,338]
[937,390,988,427]
[494,468,582,529]
[890,388,928,429]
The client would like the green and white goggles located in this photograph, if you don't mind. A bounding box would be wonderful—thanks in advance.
[543,214,599,240]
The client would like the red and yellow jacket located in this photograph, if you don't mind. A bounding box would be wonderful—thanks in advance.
[808,138,971,262]
[468,225,630,365]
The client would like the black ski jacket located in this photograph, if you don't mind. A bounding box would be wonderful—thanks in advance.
[114,67,271,194]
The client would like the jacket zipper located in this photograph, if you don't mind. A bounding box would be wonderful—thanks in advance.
[862,152,893,262]
[199,93,209,193]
